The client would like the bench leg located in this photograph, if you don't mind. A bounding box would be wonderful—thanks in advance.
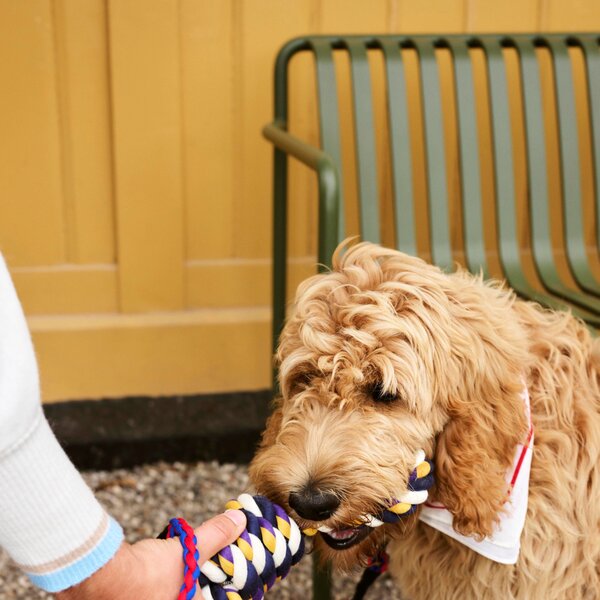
[313,552,333,600]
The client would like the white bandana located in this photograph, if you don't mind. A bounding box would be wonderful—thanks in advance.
[419,387,534,564]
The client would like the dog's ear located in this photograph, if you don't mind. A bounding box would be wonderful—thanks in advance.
[434,381,528,538]
[432,274,530,540]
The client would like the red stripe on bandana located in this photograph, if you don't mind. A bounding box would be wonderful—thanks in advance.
[509,426,534,490]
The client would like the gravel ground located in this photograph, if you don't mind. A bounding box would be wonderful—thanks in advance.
[0,461,401,599]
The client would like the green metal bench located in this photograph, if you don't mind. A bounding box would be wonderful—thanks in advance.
[263,33,600,599]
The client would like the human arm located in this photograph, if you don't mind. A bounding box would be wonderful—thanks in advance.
[0,254,123,592]
[55,510,246,600]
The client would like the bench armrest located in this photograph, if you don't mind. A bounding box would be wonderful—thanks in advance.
[262,120,340,261]
[263,120,341,361]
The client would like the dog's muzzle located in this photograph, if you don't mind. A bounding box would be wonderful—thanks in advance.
[303,450,435,550]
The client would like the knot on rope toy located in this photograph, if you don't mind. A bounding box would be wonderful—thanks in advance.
[164,451,434,600]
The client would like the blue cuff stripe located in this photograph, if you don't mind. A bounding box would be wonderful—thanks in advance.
[27,517,124,593]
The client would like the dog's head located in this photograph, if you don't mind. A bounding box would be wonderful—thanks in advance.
[250,242,529,569]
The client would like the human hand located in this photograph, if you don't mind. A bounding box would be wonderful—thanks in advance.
[55,509,246,600]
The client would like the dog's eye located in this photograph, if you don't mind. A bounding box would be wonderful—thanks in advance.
[370,382,398,404]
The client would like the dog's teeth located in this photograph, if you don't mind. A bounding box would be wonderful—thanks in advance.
[328,528,357,540]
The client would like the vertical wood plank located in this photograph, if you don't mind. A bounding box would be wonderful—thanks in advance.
[320,0,388,33]
[0,0,65,266]
[395,0,467,32]
[466,0,539,31]
[234,1,314,259]
[542,0,600,30]
[180,0,235,261]
[52,0,116,264]
[108,0,185,312]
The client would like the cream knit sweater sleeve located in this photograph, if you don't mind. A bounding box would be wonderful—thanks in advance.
[0,255,123,592]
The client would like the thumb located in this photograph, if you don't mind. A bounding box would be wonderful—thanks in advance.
[195,509,247,564]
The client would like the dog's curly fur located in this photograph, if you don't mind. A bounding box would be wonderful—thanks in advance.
[250,242,600,599]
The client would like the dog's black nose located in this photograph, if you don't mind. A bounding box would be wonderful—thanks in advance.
[289,486,340,521]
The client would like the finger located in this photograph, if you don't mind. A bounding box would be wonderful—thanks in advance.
[195,510,246,564]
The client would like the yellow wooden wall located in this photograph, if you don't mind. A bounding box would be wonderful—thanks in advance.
[1,0,599,402]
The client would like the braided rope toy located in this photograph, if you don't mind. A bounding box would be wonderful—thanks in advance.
[166,452,434,600]
[164,518,201,600]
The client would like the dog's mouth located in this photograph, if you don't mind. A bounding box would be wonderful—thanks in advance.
[319,525,372,550]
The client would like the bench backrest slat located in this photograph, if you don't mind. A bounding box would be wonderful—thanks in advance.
[581,37,600,245]
[347,39,381,243]
[517,39,558,284]
[381,40,418,257]
[451,39,488,276]
[312,39,345,235]
[414,39,454,270]
[486,40,529,288]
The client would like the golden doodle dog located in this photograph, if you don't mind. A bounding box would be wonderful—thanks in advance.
[250,242,600,599]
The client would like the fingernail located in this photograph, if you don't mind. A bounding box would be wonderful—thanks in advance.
[225,509,246,527]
